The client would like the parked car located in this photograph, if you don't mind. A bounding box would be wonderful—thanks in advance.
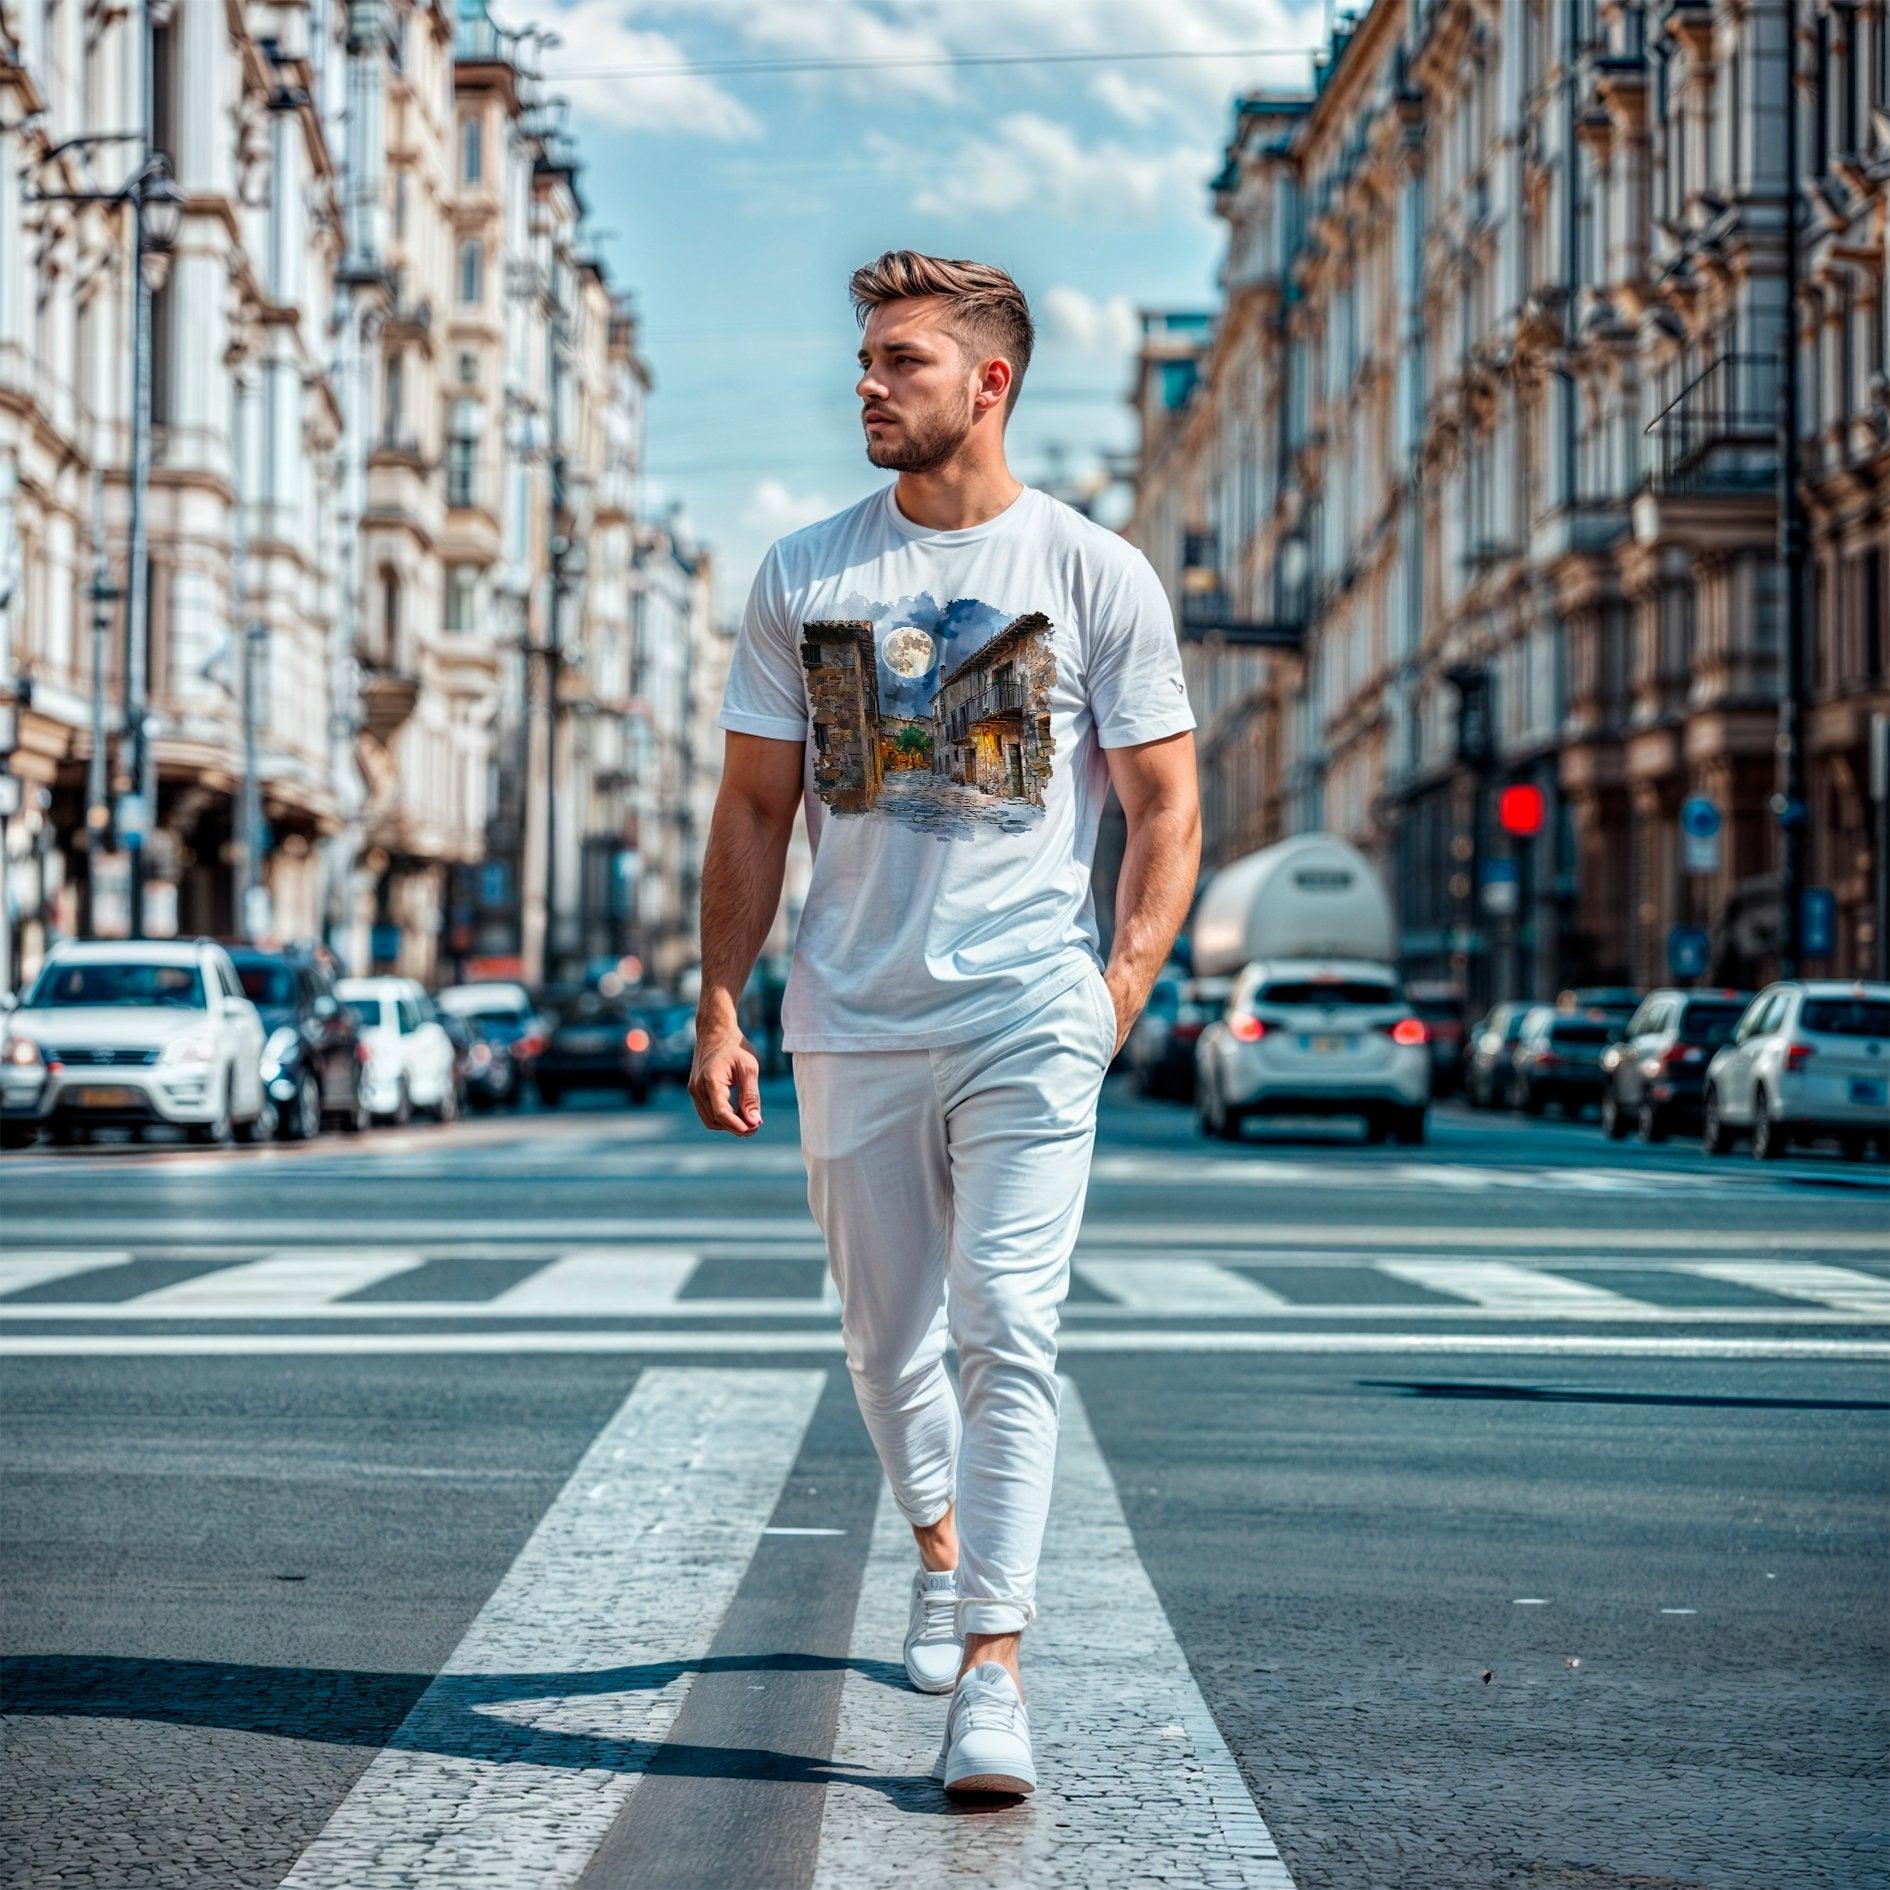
[645,1000,698,1087]
[336,976,460,1124]
[1123,968,1186,1098]
[1509,1006,1620,1116]
[1557,986,1641,1023]
[0,938,269,1147]
[1406,981,1468,1096]
[1464,1000,1535,1108]
[536,991,655,1106]
[1703,981,1890,1160]
[1194,960,1431,1145]
[1599,987,1751,1142]
[436,982,546,1107]
[227,944,367,1139]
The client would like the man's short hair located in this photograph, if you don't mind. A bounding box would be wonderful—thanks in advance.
[849,250,1035,419]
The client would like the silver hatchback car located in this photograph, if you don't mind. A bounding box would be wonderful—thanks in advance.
[1702,981,1890,1161]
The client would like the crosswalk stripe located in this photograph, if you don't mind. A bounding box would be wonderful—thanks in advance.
[486,1249,699,1313]
[1373,1259,1644,1311]
[1668,1262,1890,1317]
[126,1251,428,1307]
[813,1379,1295,1888]
[1077,1258,1292,1311]
[277,1367,825,1889]
[0,1254,133,1297]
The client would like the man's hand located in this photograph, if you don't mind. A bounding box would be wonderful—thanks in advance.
[1099,966,1129,1058]
[689,1019,764,1135]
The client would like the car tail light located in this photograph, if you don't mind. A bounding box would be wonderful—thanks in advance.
[1173,1020,1204,1041]
[1659,1044,1705,1069]
[1229,1015,1267,1043]
[1385,1017,1428,1047]
[356,1040,373,1064]
[625,1027,651,1053]
[1784,1041,1815,1072]
[518,1033,544,1058]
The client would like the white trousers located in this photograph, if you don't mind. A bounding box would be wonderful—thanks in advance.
[791,962,1117,1636]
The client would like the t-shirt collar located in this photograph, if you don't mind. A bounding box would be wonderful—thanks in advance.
[881,481,1036,545]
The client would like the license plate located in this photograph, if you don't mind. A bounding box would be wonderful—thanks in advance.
[77,1086,136,1108]
[1303,1034,1348,1054]
[1851,1079,1886,1107]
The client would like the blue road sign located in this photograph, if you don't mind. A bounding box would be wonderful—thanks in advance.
[1802,888,1837,959]
[1680,795,1722,841]
[1667,925,1710,979]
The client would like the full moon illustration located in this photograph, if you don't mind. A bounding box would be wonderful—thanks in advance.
[882,625,936,679]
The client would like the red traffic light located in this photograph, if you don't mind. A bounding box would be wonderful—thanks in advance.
[1497,784,1546,837]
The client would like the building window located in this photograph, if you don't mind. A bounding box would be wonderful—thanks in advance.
[447,398,479,508]
[459,115,483,185]
[444,564,478,635]
[380,570,402,668]
[382,350,404,444]
[457,239,483,306]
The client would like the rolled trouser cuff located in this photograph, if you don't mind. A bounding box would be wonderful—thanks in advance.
[958,1597,1035,1636]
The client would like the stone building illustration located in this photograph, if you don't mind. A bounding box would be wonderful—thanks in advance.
[931,612,1056,807]
[800,605,1057,830]
[801,621,883,813]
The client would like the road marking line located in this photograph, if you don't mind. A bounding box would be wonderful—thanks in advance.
[4,1218,1878,1251]
[276,1367,824,1890]
[0,1253,133,1296]
[812,1380,1296,1889]
[1373,1259,1646,1311]
[1667,1262,1890,1317]
[488,1249,700,1313]
[1077,1258,1293,1311]
[125,1250,428,1307]
[5,1330,1882,1360]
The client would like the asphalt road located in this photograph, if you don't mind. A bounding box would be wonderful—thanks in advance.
[2,1078,1886,1890]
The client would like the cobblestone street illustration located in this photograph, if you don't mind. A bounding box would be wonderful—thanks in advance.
[873,771,1041,837]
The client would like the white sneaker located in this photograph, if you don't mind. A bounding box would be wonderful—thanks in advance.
[903,1566,962,1693]
[931,1661,1036,1796]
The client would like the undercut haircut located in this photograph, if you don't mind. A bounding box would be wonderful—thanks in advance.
[849,250,1035,419]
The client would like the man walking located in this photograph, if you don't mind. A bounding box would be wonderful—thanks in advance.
[690,250,1200,1796]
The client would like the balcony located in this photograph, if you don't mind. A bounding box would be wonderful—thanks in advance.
[1645,352,1778,496]
[945,681,1024,742]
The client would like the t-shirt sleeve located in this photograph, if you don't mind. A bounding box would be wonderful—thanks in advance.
[1087,550,1197,750]
[717,544,809,743]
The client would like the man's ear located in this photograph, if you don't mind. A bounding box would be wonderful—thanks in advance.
[975,357,1013,414]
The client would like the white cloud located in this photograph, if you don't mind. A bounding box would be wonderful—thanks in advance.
[539,3,761,139]
[741,476,840,537]
[1041,287,1141,359]
[1089,69,1174,128]
[891,113,1215,223]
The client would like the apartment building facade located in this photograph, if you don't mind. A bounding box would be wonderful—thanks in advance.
[1129,0,1889,1003]
[0,0,698,993]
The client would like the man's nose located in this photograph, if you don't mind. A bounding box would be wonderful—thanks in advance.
[856,367,887,401]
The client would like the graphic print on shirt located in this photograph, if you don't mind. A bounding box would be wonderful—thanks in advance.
[801,593,1057,837]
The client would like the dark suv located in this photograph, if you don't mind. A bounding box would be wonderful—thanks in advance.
[1600,988,1752,1142]
[227,945,366,1139]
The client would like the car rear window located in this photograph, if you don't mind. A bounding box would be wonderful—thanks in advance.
[1257,980,1399,1007]
[234,961,296,1007]
[1549,1020,1614,1045]
[27,961,206,1009]
[341,999,386,1032]
[1677,1001,1745,1042]
[1800,999,1890,1038]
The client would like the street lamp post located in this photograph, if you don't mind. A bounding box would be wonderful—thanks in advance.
[25,141,183,938]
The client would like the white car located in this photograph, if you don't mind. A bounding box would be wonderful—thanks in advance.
[337,976,459,1124]
[1194,958,1432,1145]
[1703,980,1890,1161]
[0,938,269,1147]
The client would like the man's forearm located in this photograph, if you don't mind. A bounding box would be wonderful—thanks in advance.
[1105,796,1201,1012]
[698,792,794,1029]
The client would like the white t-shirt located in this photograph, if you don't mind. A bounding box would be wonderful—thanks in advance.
[717,481,1196,1052]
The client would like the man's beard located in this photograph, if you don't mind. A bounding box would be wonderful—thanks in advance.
[864,401,974,473]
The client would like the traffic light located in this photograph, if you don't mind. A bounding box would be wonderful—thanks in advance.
[1497,783,1545,838]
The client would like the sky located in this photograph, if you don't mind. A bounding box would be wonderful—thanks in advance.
[521,0,1325,617]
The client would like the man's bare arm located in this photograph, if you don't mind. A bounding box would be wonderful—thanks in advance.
[690,731,804,1135]
[1099,729,1202,1055]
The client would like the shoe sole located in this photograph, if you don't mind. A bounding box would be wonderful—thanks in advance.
[943,1768,1036,1797]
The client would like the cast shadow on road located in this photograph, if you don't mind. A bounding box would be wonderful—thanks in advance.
[0,1650,994,1817]
[1361,1378,1890,1411]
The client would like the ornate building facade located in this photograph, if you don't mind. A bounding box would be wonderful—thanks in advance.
[1129,0,1889,1003]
